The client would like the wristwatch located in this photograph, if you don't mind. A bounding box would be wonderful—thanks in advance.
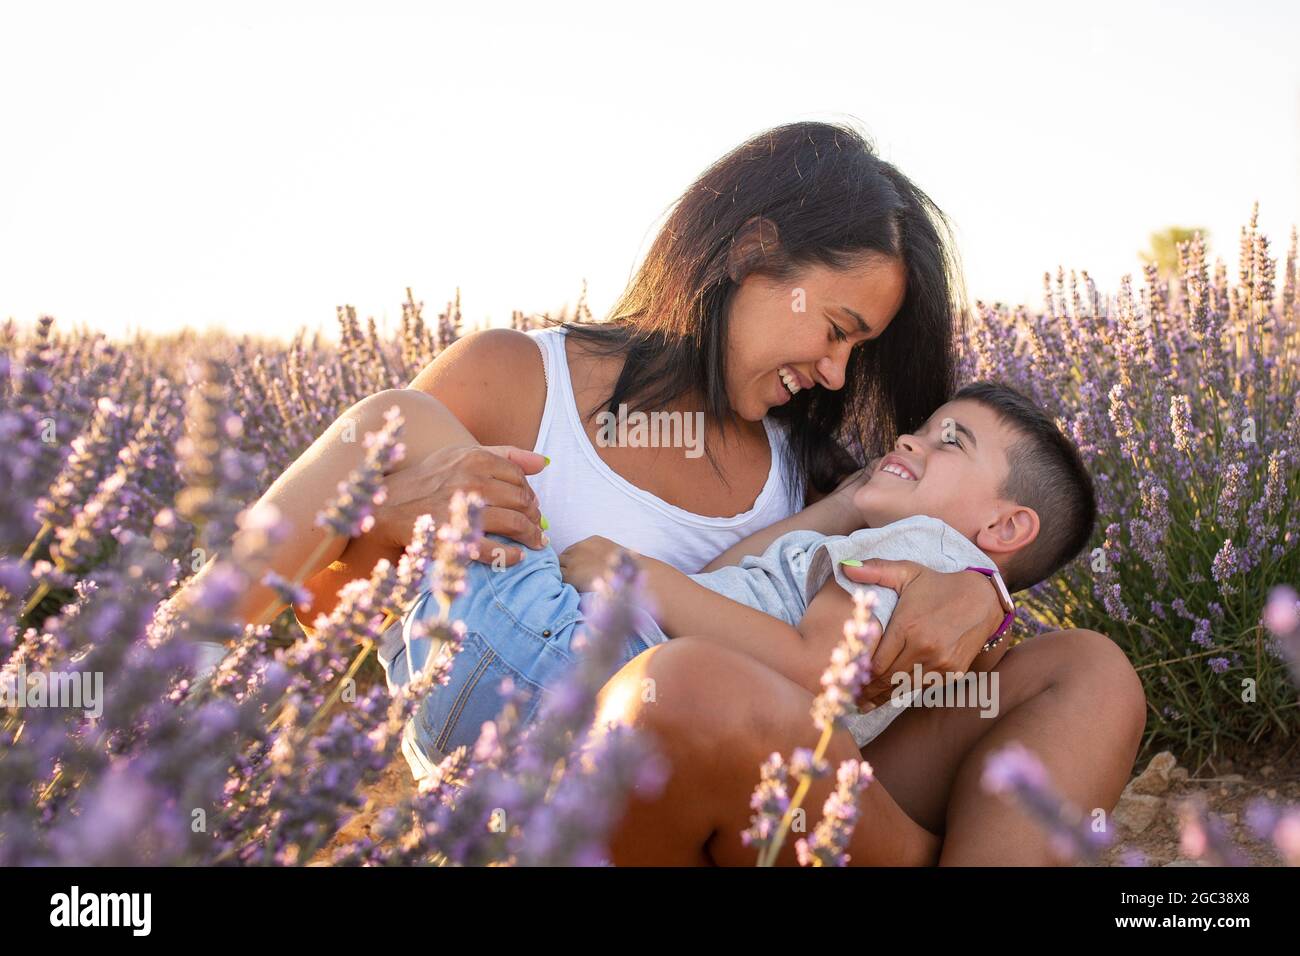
[964,566,1015,651]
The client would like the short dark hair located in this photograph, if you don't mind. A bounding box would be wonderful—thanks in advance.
[952,381,1097,592]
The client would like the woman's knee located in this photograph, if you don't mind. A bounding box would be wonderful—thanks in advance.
[595,637,805,755]
[1035,628,1148,733]
[597,639,718,732]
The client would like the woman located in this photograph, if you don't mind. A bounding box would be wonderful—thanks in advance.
[245,120,1145,866]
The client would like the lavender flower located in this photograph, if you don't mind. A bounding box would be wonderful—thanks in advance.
[1244,797,1300,866]
[316,406,405,538]
[1263,585,1300,687]
[811,589,879,732]
[794,759,874,867]
[2,219,1297,868]
[740,752,792,854]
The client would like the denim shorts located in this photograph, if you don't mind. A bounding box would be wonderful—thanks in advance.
[377,533,664,780]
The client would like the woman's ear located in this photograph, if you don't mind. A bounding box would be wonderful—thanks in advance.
[726,216,782,284]
[975,505,1039,558]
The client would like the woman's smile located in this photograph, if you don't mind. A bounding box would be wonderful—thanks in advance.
[777,364,808,396]
[771,372,791,405]
[768,364,812,407]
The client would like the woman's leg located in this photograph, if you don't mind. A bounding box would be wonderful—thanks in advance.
[183,388,481,627]
[595,629,1145,866]
[594,638,943,866]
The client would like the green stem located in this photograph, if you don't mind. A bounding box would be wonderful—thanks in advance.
[22,522,52,562]
[758,722,834,867]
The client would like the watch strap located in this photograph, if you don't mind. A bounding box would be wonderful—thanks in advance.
[964,566,1015,649]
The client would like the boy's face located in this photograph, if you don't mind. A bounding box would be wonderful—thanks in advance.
[852,399,1029,544]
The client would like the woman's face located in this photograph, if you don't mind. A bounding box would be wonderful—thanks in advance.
[723,252,908,421]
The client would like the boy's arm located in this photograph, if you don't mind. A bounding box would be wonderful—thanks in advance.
[698,462,875,572]
[558,536,819,686]
[634,555,825,689]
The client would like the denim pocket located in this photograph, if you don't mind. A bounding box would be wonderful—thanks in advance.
[412,630,546,760]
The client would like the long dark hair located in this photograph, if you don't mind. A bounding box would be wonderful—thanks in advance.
[560,119,964,503]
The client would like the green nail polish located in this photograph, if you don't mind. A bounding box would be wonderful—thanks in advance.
[840,559,863,567]
[540,515,549,531]
[543,455,551,467]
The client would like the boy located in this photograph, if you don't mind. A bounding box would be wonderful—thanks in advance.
[380,381,1098,780]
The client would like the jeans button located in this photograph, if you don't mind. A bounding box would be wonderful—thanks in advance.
[542,628,551,637]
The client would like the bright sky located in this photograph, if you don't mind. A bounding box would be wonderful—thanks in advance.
[2,0,1298,342]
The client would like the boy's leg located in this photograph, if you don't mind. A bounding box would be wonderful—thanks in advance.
[594,638,942,867]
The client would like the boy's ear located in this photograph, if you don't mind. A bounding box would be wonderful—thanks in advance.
[975,505,1039,557]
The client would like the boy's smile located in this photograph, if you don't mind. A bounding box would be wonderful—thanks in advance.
[877,453,919,481]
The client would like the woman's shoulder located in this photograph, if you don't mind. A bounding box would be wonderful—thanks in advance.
[407,327,547,448]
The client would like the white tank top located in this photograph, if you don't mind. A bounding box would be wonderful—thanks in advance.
[523,326,803,574]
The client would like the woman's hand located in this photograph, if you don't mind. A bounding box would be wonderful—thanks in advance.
[374,444,548,566]
[558,535,630,592]
[831,457,879,496]
[839,559,1004,709]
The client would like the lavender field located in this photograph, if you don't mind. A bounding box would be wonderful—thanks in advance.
[2,215,1298,867]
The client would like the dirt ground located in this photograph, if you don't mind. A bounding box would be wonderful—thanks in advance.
[318,742,1300,866]
[1092,741,1299,867]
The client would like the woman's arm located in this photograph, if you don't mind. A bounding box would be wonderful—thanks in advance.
[303,329,549,618]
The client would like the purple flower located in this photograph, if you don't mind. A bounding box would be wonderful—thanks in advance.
[316,406,405,538]
[741,752,792,854]
[1263,585,1300,688]
[795,759,873,867]
[1176,795,1248,866]
[811,589,879,732]
[1169,394,1195,454]
[1210,539,1241,594]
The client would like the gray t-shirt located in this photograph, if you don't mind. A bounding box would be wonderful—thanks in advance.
[642,515,996,748]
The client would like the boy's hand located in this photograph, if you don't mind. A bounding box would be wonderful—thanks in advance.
[559,535,634,591]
